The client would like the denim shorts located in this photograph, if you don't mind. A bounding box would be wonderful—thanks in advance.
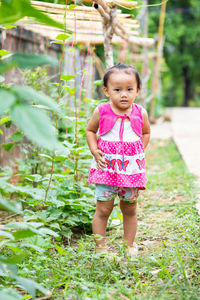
[95,184,139,202]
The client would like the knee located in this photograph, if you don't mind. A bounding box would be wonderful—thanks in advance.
[120,202,137,217]
[96,204,113,219]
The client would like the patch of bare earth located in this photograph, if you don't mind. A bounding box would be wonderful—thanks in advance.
[0,211,23,229]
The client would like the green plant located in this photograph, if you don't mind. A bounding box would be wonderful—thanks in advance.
[0,197,55,299]
[21,140,198,299]
[0,2,74,298]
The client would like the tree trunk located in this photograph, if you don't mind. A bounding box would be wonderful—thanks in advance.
[102,6,116,68]
[182,66,192,107]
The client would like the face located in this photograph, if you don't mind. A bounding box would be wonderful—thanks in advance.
[102,71,140,114]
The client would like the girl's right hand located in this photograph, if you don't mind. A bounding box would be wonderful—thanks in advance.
[92,149,106,170]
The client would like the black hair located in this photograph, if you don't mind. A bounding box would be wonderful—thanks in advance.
[103,63,141,90]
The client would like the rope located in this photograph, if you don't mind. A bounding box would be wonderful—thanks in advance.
[109,0,169,11]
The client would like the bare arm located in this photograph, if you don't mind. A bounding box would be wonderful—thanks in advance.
[142,108,151,149]
[86,107,99,154]
[86,107,106,169]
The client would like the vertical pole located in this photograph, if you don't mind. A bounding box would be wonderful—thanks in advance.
[150,0,167,122]
[141,0,149,108]
[102,6,116,68]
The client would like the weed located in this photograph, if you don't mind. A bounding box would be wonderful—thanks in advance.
[12,139,200,299]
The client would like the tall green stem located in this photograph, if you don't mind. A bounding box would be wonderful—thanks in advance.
[73,12,79,196]
[44,5,67,203]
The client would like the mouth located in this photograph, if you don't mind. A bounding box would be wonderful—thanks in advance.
[120,100,128,104]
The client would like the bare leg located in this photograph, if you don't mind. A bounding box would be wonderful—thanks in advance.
[92,199,114,249]
[120,200,137,246]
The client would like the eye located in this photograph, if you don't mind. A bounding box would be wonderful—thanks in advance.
[114,88,120,92]
[128,88,133,91]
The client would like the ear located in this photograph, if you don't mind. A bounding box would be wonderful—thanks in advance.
[136,88,140,96]
[102,86,110,97]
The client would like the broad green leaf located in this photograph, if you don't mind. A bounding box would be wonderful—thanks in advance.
[46,198,65,208]
[6,245,26,253]
[0,230,14,240]
[0,0,63,29]
[10,103,58,150]
[0,90,16,115]
[0,0,24,24]
[11,131,22,142]
[20,243,45,253]
[0,53,58,74]
[64,159,75,169]
[50,223,60,230]
[0,60,15,73]
[0,254,26,264]
[5,222,42,230]
[0,197,22,214]
[61,75,75,81]
[68,4,78,10]
[55,244,68,255]
[0,261,18,276]
[24,174,42,182]
[12,85,60,113]
[0,116,10,125]
[0,49,10,56]
[5,25,16,29]
[23,222,44,229]
[32,104,54,111]
[94,79,103,86]
[13,229,38,240]
[54,148,70,160]
[56,33,71,41]
[24,235,52,249]
[54,155,67,161]
[6,185,45,201]
[62,86,75,95]
[15,276,49,298]
[8,53,58,69]
[39,153,53,160]
[38,228,58,237]
[0,288,22,300]
[5,222,49,240]
[1,143,15,151]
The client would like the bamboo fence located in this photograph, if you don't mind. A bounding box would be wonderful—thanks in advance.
[16,0,154,48]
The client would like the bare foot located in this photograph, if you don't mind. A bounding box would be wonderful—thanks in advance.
[126,242,138,257]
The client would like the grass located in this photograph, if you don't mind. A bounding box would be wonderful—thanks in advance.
[18,139,200,299]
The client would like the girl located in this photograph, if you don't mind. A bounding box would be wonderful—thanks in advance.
[86,63,150,256]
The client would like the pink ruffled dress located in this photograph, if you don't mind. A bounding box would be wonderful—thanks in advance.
[88,102,147,190]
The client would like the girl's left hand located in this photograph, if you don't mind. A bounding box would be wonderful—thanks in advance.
[93,149,106,170]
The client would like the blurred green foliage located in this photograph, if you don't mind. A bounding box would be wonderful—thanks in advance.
[149,0,200,107]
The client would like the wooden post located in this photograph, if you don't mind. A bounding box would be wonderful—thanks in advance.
[102,13,113,67]
[93,1,116,68]
[150,0,167,122]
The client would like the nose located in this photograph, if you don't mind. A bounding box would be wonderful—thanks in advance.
[121,91,127,98]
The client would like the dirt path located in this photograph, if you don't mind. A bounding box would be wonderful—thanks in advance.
[151,107,200,179]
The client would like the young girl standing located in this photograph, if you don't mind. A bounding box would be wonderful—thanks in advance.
[86,63,150,256]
